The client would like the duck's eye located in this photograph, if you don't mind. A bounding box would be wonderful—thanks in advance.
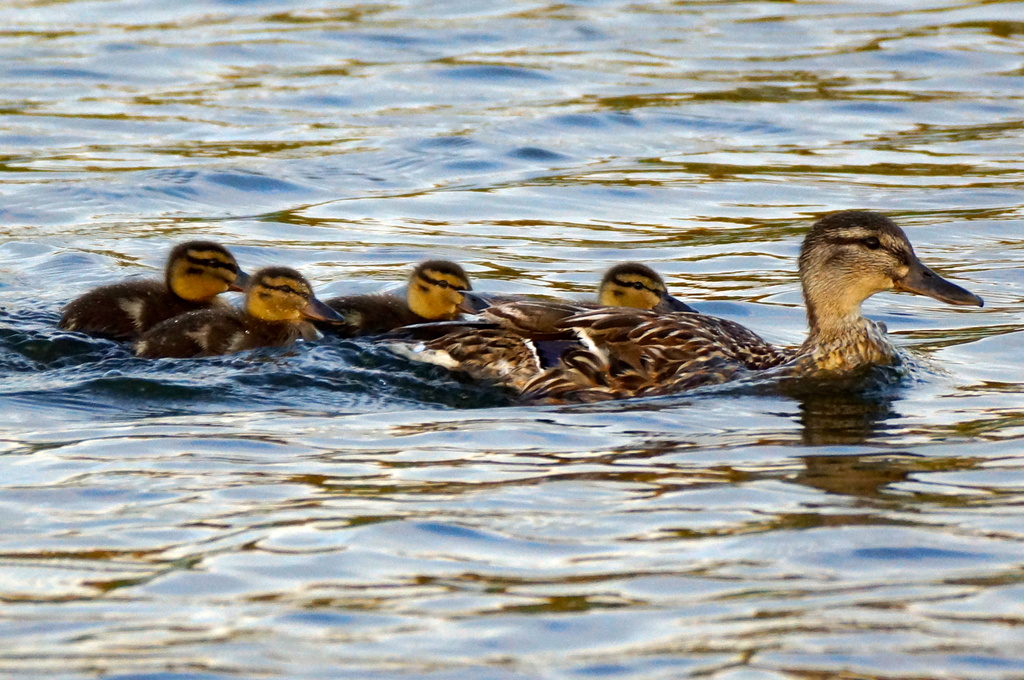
[863,236,881,250]
[435,280,450,289]
[631,281,646,290]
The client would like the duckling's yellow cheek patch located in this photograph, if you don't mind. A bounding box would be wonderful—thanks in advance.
[169,257,235,301]
[408,277,463,320]
[599,288,625,306]
[248,291,280,321]
[172,274,230,301]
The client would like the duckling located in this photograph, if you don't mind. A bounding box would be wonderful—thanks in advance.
[59,240,249,341]
[597,262,695,313]
[520,210,983,402]
[322,260,476,337]
[134,266,342,358]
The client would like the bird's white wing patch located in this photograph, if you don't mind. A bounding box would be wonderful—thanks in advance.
[386,342,460,369]
[118,298,146,332]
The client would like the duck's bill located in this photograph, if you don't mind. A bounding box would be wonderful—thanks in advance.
[301,297,346,322]
[229,270,252,292]
[896,258,984,307]
[654,293,698,314]
[457,291,493,315]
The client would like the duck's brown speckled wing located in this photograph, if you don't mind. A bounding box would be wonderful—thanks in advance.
[477,300,593,337]
[418,327,545,389]
[392,300,595,386]
[322,294,423,337]
[59,279,207,341]
[520,348,752,403]
[520,309,793,403]
[568,309,791,370]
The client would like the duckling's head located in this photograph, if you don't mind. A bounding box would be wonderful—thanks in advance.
[598,263,694,312]
[245,266,342,324]
[166,241,249,302]
[406,260,473,320]
[799,211,983,333]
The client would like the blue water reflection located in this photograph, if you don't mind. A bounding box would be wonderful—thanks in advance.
[2,0,1024,678]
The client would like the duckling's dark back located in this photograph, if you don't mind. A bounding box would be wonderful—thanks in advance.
[135,307,309,358]
[322,293,423,337]
[59,279,210,341]
[59,240,244,341]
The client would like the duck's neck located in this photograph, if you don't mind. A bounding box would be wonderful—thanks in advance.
[796,299,896,373]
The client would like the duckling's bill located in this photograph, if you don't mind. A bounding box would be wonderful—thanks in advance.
[229,270,252,292]
[895,255,983,307]
[457,291,492,315]
[302,297,346,322]
[654,292,697,313]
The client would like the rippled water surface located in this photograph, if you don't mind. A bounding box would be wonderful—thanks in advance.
[2,0,1024,677]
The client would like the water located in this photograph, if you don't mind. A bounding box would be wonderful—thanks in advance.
[2,0,1023,677]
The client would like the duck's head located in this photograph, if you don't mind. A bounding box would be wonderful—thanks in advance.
[245,266,343,324]
[406,260,474,320]
[166,241,250,302]
[799,211,983,333]
[598,263,694,312]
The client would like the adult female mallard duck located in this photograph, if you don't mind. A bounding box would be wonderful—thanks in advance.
[134,266,341,358]
[321,260,478,337]
[521,210,984,402]
[59,240,249,340]
[397,211,984,403]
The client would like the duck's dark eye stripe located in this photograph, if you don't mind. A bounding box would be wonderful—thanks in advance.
[420,272,464,290]
[613,277,655,293]
[186,256,238,273]
[829,236,886,250]
[259,282,306,297]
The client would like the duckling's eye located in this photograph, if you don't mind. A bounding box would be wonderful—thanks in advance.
[863,236,881,250]
[434,280,450,289]
[631,281,646,290]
